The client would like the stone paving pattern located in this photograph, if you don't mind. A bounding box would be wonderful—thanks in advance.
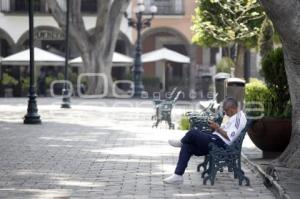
[0,98,275,199]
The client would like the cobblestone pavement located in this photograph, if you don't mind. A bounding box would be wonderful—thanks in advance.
[0,98,275,199]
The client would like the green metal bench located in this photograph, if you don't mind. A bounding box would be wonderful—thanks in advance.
[151,87,178,121]
[186,101,223,133]
[202,120,252,186]
[187,106,251,186]
[186,103,223,176]
[152,90,182,129]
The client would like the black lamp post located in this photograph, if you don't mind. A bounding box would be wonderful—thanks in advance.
[124,0,157,98]
[24,0,41,124]
[61,0,71,108]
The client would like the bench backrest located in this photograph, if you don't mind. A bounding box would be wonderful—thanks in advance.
[167,87,178,100]
[172,90,182,103]
[189,112,223,132]
[227,120,252,152]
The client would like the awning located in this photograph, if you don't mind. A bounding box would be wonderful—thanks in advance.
[69,52,133,66]
[142,48,190,63]
[1,47,65,66]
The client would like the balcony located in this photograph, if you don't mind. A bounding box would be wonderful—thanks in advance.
[0,0,97,14]
[0,0,45,13]
[144,0,185,15]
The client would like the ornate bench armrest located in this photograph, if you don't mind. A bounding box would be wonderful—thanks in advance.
[208,142,240,155]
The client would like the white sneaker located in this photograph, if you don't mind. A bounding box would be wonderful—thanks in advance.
[163,174,183,184]
[168,139,182,148]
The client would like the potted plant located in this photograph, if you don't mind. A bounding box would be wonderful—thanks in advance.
[21,77,30,96]
[2,73,18,97]
[45,73,66,96]
[179,115,190,130]
[245,48,291,158]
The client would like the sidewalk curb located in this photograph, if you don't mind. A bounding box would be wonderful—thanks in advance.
[241,153,291,199]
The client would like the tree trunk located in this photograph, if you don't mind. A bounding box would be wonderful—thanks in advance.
[80,50,105,95]
[234,43,246,79]
[260,0,300,168]
[46,0,130,97]
[276,45,300,168]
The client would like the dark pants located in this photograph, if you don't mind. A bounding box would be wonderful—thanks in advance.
[174,130,225,175]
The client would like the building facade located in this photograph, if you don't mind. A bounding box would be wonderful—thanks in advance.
[0,0,259,98]
[0,0,133,97]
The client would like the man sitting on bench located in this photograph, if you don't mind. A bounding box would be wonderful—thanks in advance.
[163,97,247,185]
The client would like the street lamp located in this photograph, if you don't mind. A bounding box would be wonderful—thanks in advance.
[24,0,41,124]
[61,0,71,108]
[124,0,157,98]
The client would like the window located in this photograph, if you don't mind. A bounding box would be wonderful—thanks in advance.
[0,39,10,57]
[81,0,97,13]
[9,0,42,12]
[144,0,184,15]
[210,47,219,66]
[14,0,27,11]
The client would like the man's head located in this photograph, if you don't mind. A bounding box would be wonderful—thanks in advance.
[222,97,238,117]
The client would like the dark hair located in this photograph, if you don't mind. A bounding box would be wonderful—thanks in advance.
[223,97,238,109]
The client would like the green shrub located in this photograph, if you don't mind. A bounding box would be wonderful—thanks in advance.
[45,72,66,89]
[21,77,30,91]
[245,79,291,119]
[143,76,160,88]
[168,77,187,87]
[45,76,56,89]
[264,87,291,118]
[179,115,190,130]
[216,57,235,73]
[245,78,269,117]
[2,73,18,86]
[261,47,291,118]
[245,78,269,103]
[124,74,161,89]
[69,71,78,85]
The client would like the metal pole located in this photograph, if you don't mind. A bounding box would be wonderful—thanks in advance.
[61,0,71,108]
[133,12,144,98]
[24,0,41,124]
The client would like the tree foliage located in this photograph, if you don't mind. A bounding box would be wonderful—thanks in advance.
[216,57,235,73]
[258,18,274,57]
[192,0,265,48]
[261,47,291,117]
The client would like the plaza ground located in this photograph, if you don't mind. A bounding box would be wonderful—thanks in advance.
[0,98,275,199]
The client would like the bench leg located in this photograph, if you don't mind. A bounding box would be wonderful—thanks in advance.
[203,166,217,186]
[152,119,160,128]
[169,123,175,129]
[237,168,250,186]
[166,115,174,129]
[197,155,208,171]
[197,155,210,179]
[151,114,156,120]
[201,168,210,178]
[239,175,250,186]
[167,120,175,129]
[203,157,217,185]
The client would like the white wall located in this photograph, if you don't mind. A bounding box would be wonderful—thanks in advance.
[0,13,132,44]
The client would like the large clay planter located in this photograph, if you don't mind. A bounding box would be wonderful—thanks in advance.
[248,118,291,153]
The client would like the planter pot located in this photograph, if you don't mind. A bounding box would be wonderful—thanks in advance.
[248,117,291,157]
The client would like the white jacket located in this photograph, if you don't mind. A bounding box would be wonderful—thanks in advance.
[213,111,247,145]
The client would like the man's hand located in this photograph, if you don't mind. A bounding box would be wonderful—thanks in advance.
[208,120,230,141]
[208,120,220,130]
